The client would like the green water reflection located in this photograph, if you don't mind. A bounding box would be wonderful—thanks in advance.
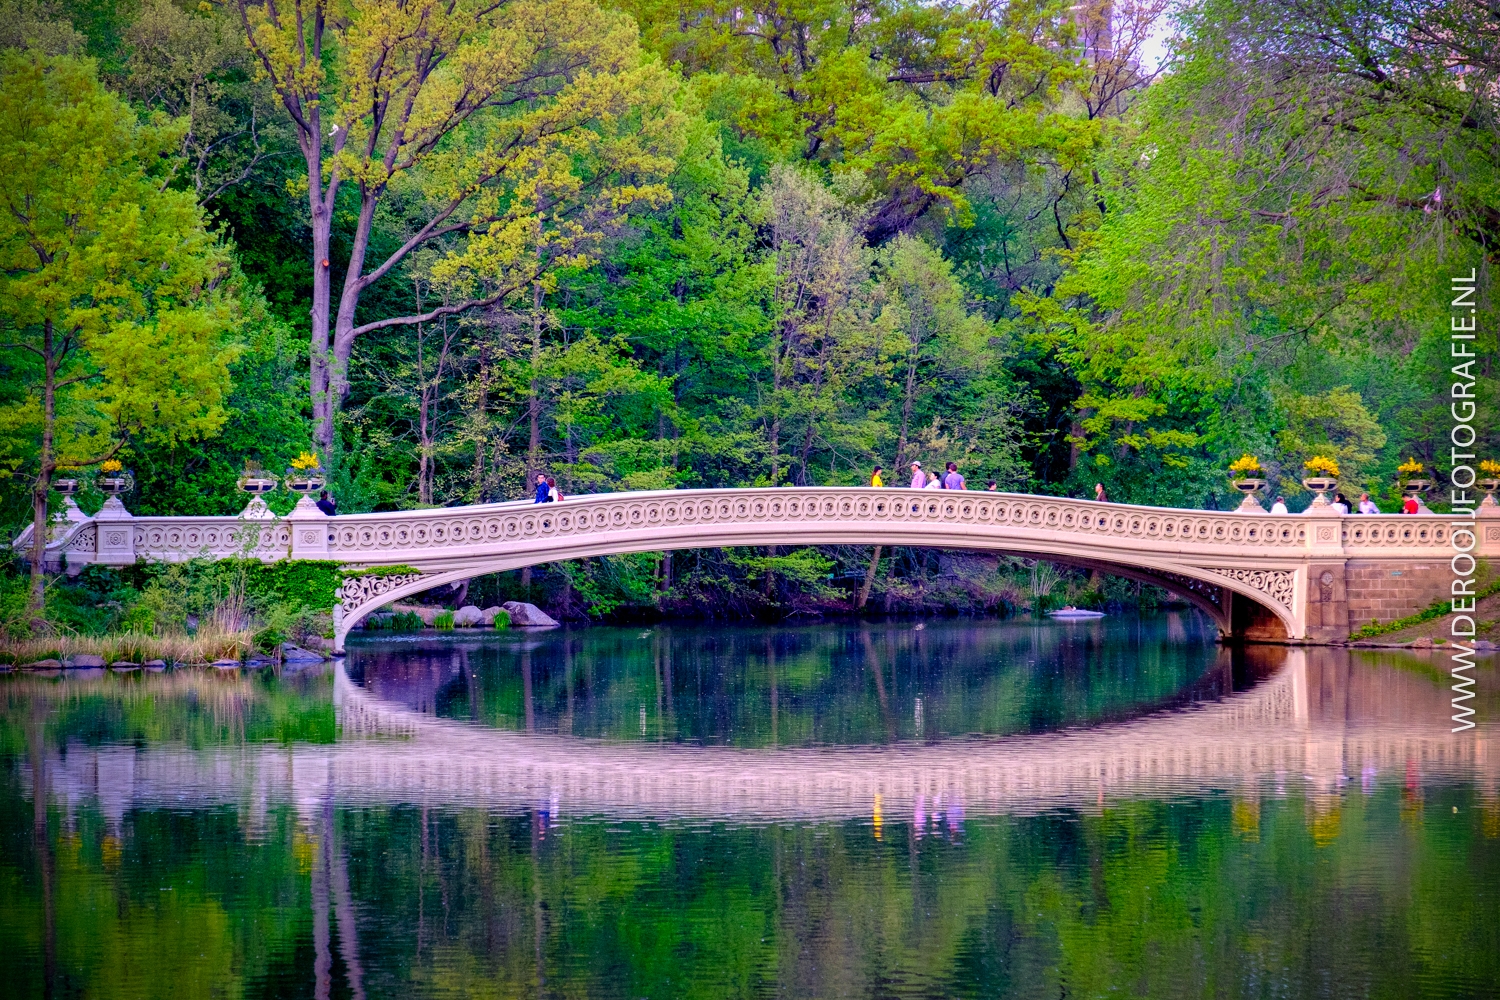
[2,617,1497,999]
[349,615,1230,745]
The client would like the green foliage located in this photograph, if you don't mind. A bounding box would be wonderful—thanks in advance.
[433,610,455,631]
[0,51,240,499]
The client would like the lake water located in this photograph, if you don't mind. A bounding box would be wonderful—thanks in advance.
[3,614,1498,999]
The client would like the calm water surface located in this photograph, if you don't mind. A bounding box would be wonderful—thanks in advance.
[3,614,1498,999]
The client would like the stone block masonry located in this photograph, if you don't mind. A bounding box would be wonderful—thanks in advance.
[1344,560,1454,631]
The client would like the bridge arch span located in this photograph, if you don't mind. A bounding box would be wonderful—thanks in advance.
[331,515,1300,647]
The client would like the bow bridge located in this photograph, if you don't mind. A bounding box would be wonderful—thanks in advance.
[19,487,1494,650]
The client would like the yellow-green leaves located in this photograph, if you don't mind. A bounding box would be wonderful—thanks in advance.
[0,52,237,474]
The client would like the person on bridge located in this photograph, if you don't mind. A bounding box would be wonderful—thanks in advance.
[1358,492,1378,514]
[1402,494,1419,514]
[909,462,925,488]
[1332,492,1351,514]
[1094,483,1107,503]
[871,466,883,487]
[986,480,998,491]
[316,490,337,516]
[924,470,943,490]
[533,474,551,503]
[1270,496,1288,514]
[942,462,965,490]
[547,476,563,502]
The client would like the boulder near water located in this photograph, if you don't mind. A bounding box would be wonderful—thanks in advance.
[501,601,559,627]
[452,605,486,627]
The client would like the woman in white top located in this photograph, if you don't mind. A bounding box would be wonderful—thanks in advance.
[924,471,943,490]
[1270,497,1288,514]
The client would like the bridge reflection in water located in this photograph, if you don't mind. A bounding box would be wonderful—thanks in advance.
[19,642,1496,831]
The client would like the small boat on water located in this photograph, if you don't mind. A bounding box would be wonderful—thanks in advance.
[1047,606,1106,619]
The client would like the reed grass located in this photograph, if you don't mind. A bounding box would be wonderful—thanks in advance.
[0,629,258,666]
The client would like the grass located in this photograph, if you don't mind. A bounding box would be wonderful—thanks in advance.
[0,629,258,666]
[1349,576,1500,641]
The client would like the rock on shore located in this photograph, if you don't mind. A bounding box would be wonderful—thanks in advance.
[502,601,559,627]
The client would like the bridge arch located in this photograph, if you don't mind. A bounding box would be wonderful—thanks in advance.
[332,522,1299,648]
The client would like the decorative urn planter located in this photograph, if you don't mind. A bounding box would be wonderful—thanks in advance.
[284,472,325,496]
[49,477,87,527]
[97,470,135,495]
[1231,478,1266,511]
[1401,478,1433,498]
[238,472,279,495]
[1301,477,1338,505]
[1480,477,1500,507]
[237,470,280,520]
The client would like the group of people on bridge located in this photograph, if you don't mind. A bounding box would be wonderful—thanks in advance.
[871,461,998,492]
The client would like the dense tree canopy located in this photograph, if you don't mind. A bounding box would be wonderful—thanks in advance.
[1,0,1495,619]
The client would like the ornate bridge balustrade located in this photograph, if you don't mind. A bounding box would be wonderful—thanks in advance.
[14,487,1495,651]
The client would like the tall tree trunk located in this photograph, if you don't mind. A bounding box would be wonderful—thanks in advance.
[416,317,432,505]
[305,110,338,457]
[797,420,815,486]
[325,191,383,453]
[28,319,57,619]
[473,341,488,502]
[857,545,882,609]
[526,283,543,486]
[895,352,918,471]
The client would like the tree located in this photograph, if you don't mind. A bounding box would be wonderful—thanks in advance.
[762,166,878,486]
[233,0,686,457]
[118,0,287,204]
[0,52,238,616]
[1274,387,1387,494]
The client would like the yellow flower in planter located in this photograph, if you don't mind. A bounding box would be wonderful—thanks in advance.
[100,459,123,473]
[290,451,322,472]
[1228,454,1262,477]
[1480,459,1500,477]
[1396,457,1424,476]
[1303,456,1340,478]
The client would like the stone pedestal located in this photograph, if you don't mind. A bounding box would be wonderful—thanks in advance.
[93,497,135,565]
[287,497,330,560]
[1479,501,1500,556]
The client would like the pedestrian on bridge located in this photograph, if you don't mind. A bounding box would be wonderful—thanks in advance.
[1358,493,1378,514]
[533,474,551,503]
[942,462,965,490]
[1094,483,1107,503]
[316,490,337,516]
[909,462,925,488]
[1270,496,1288,514]
[547,476,562,502]
[871,466,883,487]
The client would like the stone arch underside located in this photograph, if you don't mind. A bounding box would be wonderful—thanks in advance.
[333,526,1300,649]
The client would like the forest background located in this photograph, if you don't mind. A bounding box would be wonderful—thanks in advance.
[1,0,1496,629]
